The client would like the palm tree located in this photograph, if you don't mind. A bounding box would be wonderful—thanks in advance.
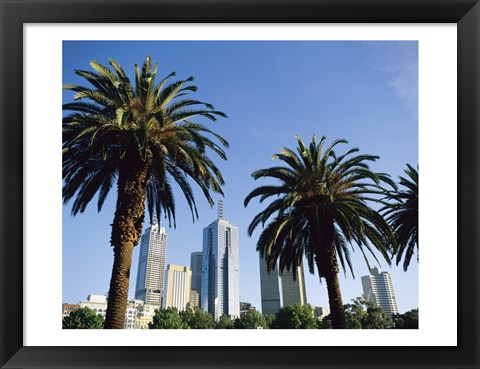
[63,56,228,328]
[381,164,418,271]
[244,135,395,329]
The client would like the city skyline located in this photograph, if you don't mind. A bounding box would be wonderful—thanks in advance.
[63,197,415,314]
[62,40,418,314]
[64,206,402,318]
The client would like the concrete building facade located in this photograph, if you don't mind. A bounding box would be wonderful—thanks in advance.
[135,304,158,329]
[361,267,399,316]
[62,303,80,318]
[190,289,200,308]
[78,294,142,329]
[163,264,192,311]
[79,294,108,317]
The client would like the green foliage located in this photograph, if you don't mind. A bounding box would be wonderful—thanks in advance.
[361,307,392,329]
[319,298,393,329]
[234,310,268,329]
[344,298,370,329]
[392,309,419,329]
[264,314,276,329]
[62,307,105,329]
[149,307,189,329]
[381,164,418,271]
[274,305,317,329]
[344,298,392,329]
[180,306,215,329]
[216,314,234,329]
[317,316,333,329]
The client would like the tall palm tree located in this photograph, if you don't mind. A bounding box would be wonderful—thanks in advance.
[244,135,395,329]
[63,56,228,329]
[381,164,418,271]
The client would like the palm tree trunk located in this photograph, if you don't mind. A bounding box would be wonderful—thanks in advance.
[104,238,135,329]
[312,214,347,329]
[104,148,149,329]
[317,247,347,329]
[324,269,346,329]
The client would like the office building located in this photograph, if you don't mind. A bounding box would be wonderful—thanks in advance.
[190,251,203,305]
[190,289,200,308]
[163,264,192,311]
[79,294,108,317]
[135,304,158,329]
[124,300,143,329]
[281,264,307,307]
[259,254,281,315]
[134,214,168,306]
[62,303,80,318]
[240,302,256,317]
[361,267,399,316]
[78,294,142,329]
[202,201,240,320]
[312,306,330,320]
[259,255,308,315]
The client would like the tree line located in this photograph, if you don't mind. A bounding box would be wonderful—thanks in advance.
[63,302,418,330]
[63,56,419,329]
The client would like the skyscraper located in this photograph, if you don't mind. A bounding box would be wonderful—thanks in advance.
[259,254,281,315]
[361,267,399,316]
[202,201,240,320]
[163,264,192,311]
[190,251,203,305]
[190,289,200,308]
[259,255,308,315]
[135,215,167,306]
[281,264,307,307]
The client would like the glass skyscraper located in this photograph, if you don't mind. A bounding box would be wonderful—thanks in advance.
[259,254,281,315]
[190,251,203,306]
[259,255,307,315]
[280,264,307,307]
[201,201,240,320]
[134,215,167,306]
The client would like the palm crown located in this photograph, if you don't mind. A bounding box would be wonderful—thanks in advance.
[245,135,395,328]
[63,56,228,226]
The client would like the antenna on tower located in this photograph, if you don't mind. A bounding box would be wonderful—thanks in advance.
[152,211,159,226]
[218,200,224,220]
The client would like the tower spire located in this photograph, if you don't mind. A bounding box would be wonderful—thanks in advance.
[218,200,224,220]
[152,211,159,226]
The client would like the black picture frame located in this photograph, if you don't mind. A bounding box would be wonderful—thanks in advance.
[1,1,478,368]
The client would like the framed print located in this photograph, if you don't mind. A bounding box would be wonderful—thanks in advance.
[1,0,479,368]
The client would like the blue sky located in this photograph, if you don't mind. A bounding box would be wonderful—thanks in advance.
[62,40,418,314]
